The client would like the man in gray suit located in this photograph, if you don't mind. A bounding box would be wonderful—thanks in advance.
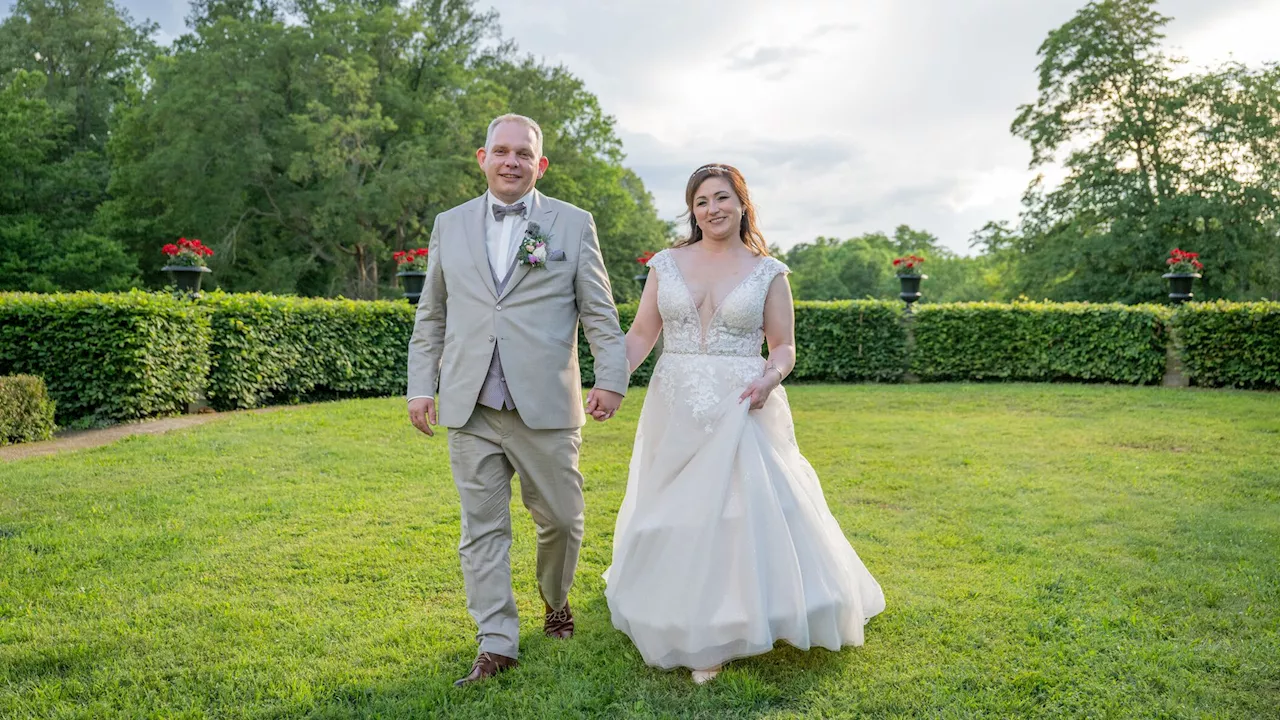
[406,113,629,686]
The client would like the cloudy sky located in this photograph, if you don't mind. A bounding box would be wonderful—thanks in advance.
[72,0,1280,253]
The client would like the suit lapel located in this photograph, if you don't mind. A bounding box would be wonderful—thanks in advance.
[465,194,498,299]
[497,190,560,302]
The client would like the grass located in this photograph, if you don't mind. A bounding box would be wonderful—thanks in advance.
[1,384,1278,719]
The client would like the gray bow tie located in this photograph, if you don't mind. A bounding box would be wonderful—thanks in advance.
[491,201,526,221]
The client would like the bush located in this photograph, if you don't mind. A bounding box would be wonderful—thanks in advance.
[791,301,907,382]
[0,375,56,445]
[1172,300,1280,389]
[202,293,415,410]
[910,302,1170,385]
[0,292,209,425]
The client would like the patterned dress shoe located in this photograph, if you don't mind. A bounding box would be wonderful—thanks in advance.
[544,601,574,639]
[454,652,518,687]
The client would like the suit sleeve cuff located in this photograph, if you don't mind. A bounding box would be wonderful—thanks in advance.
[592,377,629,396]
[406,395,433,403]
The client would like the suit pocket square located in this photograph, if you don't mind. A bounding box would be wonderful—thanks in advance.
[548,250,567,261]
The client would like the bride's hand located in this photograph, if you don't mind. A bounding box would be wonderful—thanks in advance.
[738,369,781,410]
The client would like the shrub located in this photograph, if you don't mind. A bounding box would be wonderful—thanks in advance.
[910,302,1169,385]
[202,293,415,410]
[0,374,56,445]
[0,292,209,425]
[1171,300,1280,389]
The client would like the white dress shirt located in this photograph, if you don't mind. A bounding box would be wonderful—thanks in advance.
[485,189,534,282]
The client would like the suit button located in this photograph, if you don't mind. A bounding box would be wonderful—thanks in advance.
[488,335,495,342]
[495,304,502,311]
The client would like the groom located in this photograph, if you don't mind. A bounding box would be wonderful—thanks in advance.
[406,114,630,686]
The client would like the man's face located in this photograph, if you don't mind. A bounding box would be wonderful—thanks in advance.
[477,122,548,203]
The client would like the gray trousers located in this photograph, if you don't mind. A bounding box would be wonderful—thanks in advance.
[447,405,584,658]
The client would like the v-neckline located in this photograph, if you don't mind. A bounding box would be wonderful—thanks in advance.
[666,251,767,347]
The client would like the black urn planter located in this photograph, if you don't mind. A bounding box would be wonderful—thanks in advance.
[1162,272,1201,303]
[162,265,211,296]
[398,270,427,304]
[897,273,926,308]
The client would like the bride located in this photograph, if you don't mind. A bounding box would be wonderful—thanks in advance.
[603,163,886,683]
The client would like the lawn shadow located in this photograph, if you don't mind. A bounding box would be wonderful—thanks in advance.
[257,592,861,719]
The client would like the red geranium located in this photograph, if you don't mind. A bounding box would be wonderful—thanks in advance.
[892,254,925,275]
[1166,248,1204,274]
[637,250,657,266]
[395,247,429,271]
[162,237,213,267]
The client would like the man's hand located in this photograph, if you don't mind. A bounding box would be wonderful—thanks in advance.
[408,396,437,436]
[584,388,623,422]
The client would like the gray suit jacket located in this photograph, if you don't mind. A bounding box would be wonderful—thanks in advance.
[406,190,629,430]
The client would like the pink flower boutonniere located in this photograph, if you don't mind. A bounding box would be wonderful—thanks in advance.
[517,222,552,268]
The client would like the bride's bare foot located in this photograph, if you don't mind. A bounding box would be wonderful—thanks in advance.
[691,665,722,684]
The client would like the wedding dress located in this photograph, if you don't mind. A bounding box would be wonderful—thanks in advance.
[604,249,886,671]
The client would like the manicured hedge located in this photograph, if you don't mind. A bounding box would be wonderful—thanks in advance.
[0,292,209,425]
[202,293,415,410]
[0,375,56,445]
[1171,300,1280,389]
[910,302,1170,385]
[4,291,1276,429]
[791,301,907,382]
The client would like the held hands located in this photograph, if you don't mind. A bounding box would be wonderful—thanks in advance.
[408,396,437,436]
[739,367,782,410]
[585,388,623,422]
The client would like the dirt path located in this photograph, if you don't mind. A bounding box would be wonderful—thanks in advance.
[0,408,283,463]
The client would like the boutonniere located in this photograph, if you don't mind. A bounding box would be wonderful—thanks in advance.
[517,222,552,268]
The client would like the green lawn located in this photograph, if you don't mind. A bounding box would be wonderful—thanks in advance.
[1,384,1278,719]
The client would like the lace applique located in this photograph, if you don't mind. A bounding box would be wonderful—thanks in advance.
[647,250,790,431]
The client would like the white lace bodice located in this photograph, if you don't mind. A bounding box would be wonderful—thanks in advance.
[644,249,791,432]
[646,249,790,357]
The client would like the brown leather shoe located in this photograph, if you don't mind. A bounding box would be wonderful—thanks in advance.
[453,652,518,687]
[544,600,574,639]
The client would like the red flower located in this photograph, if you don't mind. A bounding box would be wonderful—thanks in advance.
[162,244,179,256]
[637,250,657,266]
[893,254,925,272]
[395,248,429,266]
[1166,248,1204,274]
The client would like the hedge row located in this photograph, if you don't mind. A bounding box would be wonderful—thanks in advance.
[0,375,56,445]
[3,293,1276,428]
[203,293,413,411]
[910,302,1171,385]
[0,292,209,426]
[1171,300,1280,389]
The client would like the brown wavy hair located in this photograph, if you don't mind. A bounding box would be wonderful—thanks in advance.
[676,163,770,256]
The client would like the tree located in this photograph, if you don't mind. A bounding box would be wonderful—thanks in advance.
[0,71,135,291]
[781,226,998,303]
[101,0,668,299]
[0,0,153,292]
[1005,0,1280,302]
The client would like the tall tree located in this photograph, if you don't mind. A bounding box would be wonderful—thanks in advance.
[0,0,153,291]
[1006,0,1280,302]
[0,71,135,291]
[102,0,667,299]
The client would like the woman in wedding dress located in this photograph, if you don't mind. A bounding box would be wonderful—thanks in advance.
[603,163,886,684]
